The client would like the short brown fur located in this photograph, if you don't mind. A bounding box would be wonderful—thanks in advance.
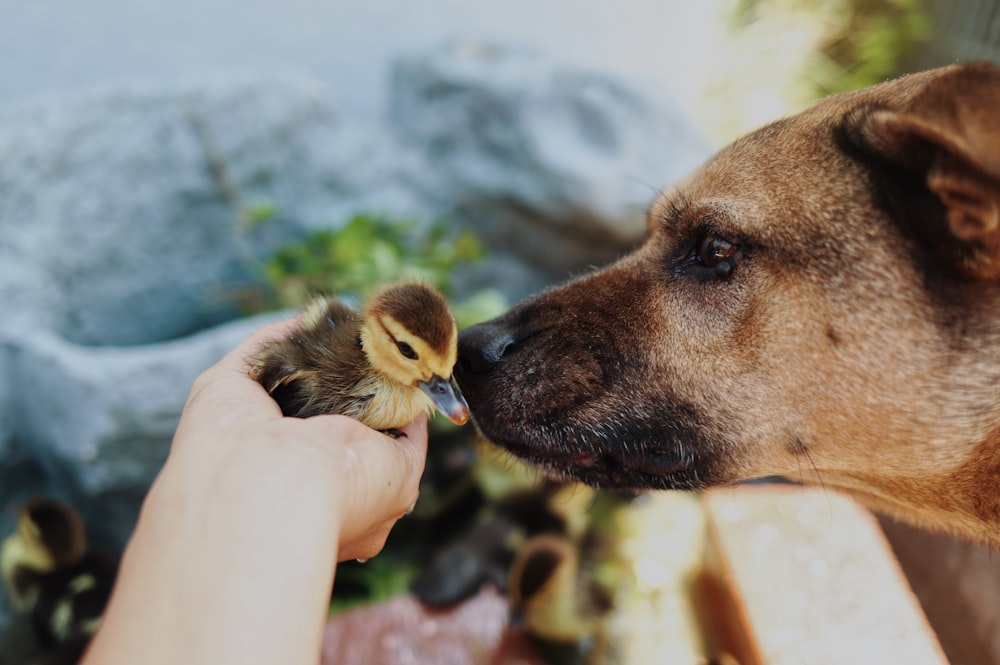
[456,63,1000,546]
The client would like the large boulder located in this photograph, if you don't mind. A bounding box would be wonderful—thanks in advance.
[390,43,712,280]
[7,316,280,545]
[0,74,424,347]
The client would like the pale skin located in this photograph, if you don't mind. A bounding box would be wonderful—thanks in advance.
[81,318,428,665]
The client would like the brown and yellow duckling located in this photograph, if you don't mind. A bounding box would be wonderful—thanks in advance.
[2,498,86,612]
[1,497,118,660]
[252,282,469,431]
[509,535,599,643]
[507,532,614,665]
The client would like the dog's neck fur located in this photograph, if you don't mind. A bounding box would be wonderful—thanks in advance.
[951,423,1000,542]
[826,421,1000,546]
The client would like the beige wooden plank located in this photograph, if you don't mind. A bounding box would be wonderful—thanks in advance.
[702,486,949,665]
[611,491,712,665]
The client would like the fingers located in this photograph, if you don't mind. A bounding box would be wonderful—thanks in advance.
[220,315,302,377]
[336,521,395,562]
[393,415,430,444]
[302,413,429,549]
[178,316,302,434]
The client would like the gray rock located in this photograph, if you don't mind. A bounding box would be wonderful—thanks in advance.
[0,316,275,651]
[0,74,424,348]
[0,314,277,663]
[6,314,280,545]
[389,43,713,281]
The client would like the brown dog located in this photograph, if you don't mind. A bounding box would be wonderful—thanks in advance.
[455,62,1000,546]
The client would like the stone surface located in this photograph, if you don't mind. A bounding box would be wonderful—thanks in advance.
[320,588,546,665]
[0,74,423,347]
[10,315,283,542]
[0,312,283,653]
[391,43,712,278]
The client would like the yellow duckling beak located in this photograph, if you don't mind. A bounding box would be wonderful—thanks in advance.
[419,375,470,425]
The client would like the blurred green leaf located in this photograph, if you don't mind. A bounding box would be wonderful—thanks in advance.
[731,0,931,98]
[255,212,503,315]
[815,0,930,95]
[242,201,278,228]
[452,289,509,330]
[327,556,420,614]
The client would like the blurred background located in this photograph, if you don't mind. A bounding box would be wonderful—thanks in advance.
[1,0,999,663]
[1,0,967,143]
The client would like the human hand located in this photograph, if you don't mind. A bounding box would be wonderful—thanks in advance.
[164,316,428,561]
[84,317,428,665]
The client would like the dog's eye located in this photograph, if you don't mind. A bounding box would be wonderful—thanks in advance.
[697,234,738,277]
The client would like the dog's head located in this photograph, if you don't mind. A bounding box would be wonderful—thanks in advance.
[456,63,1000,526]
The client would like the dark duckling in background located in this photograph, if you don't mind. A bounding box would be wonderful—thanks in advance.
[507,533,614,665]
[1,497,118,663]
[252,282,469,431]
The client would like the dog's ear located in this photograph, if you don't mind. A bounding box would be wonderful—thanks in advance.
[844,62,1000,280]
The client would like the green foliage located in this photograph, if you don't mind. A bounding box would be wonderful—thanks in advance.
[731,0,931,97]
[261,212,491,313]
[451,288,509,331]
[811,0,931,96]
[328,556,420,614]
[241,201,279,229]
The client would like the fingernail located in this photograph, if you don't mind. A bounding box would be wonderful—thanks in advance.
[356,558,368,564]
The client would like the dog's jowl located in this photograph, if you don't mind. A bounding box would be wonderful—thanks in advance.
[456,62,1000,546]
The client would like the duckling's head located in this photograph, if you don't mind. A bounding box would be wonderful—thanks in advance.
[2,497,86,575]
[360,282,469,425]
[508,533,591,644]
[508,534,577,614]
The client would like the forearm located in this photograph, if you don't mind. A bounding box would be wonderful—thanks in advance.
[83,443,343,665]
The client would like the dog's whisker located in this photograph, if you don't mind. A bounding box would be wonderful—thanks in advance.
[623,174,663,196]
[794,445,806,487]
[798,443,833,525]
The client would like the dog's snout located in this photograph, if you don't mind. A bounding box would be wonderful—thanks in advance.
[457,321,517,375]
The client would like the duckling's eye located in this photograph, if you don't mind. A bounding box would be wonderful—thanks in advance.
[396,341,418,360]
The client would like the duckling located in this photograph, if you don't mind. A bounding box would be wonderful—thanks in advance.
[2,497,86,611]
[507,533,613,665]
[252,282,469,431]
[1,497,118,659]
[408,474,581,609]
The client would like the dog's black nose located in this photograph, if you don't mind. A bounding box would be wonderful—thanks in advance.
[457,320,517,375]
